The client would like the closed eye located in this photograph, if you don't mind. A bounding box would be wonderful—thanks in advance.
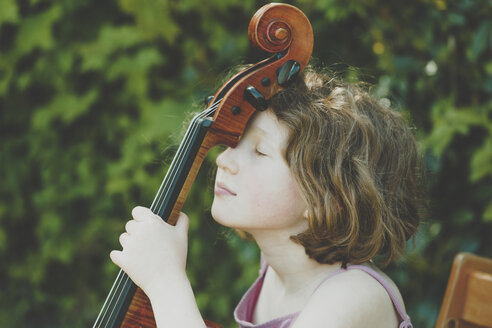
[255,148,267,156]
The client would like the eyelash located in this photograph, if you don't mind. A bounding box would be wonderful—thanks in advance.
[255,148,267,156]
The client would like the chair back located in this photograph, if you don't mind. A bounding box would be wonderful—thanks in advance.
[436,252,492,328]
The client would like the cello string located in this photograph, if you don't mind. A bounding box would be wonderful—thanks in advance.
[151,111,206,212]
[101,272,127,328]
[98,116,206,328]
[96,113,207,328]
[97,101,220,327]
[110,102,219,320]
[100,109,211,326]
[94,26,289,325]
[92,269,125,327]
[152,103,218,216]
[142,53,279,217]
[152,102,217,214]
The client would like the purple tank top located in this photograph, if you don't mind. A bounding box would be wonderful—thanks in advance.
[234,259,413,328]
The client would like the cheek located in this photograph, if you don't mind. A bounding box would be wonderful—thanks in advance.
[245,167,305,218]
[241,169,276,206]
[280,178,307,215]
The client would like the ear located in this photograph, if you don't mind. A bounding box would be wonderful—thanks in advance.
[303,209,309,219]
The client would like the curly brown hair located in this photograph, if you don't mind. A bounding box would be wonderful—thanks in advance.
[269,67,424,267]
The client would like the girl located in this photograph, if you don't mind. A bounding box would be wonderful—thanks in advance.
[110,67,422,328]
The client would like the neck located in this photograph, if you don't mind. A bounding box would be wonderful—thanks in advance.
[250,228,341,294]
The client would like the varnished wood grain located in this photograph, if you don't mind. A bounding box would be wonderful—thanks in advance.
[120,288,156,328]
[102,4,313,327]
[211,4,313,138]
[436,253,492,328]
[120,131,228,328]
[120,287,222,328]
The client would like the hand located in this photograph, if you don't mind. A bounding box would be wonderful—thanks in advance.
[110,206,190,295]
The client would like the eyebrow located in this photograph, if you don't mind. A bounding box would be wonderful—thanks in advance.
[250,126,279,149]
[250,125,270,137]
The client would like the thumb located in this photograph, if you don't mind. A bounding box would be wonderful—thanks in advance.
[110,250,123,268]
[175,212,189,235]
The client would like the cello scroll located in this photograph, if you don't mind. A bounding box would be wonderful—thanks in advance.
[93,3,313,328]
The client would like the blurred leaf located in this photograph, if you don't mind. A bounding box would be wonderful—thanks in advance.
[2,1,492,327]
[425,99,488,156]
[313,0,366,21]
[0,0,18,25]
[484,201,492,222]
[78,25,143,72]
[471,137,492,182]
[0,227,6,253]
[447,12,465,26]
[483,76,492,94]
[485,60,492,75]
[15,5,62,54]
[31,90,99,128]
[452,209,474,224]
[0,58,15,96]
[106,47,163,98]
[118,0,179,43]
[469,20,491,61]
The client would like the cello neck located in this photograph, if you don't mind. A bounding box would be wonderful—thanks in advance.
[93,4,314,326]
[150,114,213,223]
[93,111,215,328]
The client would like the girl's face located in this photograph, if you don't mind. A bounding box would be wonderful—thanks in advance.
[211,110,308,236]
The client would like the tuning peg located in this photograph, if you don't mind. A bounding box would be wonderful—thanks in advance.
[277,60,300,87]
[243,85,268,111]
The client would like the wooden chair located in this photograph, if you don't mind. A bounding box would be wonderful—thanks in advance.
[436,252,492,328]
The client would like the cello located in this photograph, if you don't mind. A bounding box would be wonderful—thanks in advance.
[92,3,313,327]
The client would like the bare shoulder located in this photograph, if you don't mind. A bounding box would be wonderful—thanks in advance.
[292,265,402,328]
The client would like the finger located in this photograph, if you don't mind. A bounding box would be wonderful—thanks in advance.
[119,232,130,248]
[132,206,154,222]
[125,220,138,234]
[110,250,123,267]
[175,212,189,235]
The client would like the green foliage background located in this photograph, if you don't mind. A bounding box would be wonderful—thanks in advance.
[1,0,491,327]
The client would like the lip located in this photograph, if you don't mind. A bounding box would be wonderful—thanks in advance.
[214,182,237,196]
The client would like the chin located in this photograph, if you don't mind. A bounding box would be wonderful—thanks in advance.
[211,203,243,229]
[210,202,228,226]
[211,215,237,229]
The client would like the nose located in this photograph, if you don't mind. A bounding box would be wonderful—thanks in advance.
[216,147,239,174]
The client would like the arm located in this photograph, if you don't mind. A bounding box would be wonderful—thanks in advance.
[110,206,206,328]
[146,274,206,328]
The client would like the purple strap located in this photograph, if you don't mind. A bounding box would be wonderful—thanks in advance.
[259,254,268,275]
[236,258,412,328]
